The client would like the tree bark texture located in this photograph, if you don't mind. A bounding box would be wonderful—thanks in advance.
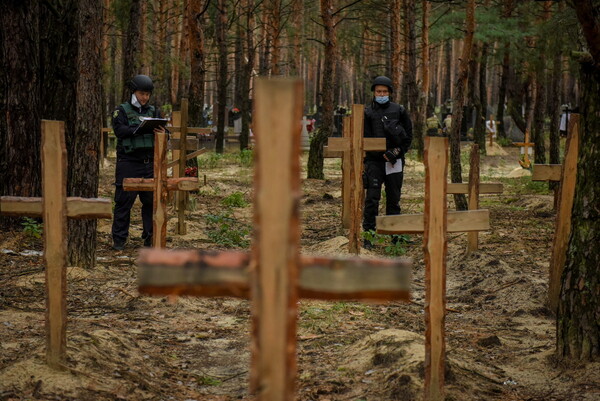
[68,0,103,269]
[188,0,207,127]
[414,0,430,160]
[557,0,600,361]
[240,0,255,150]
[476,42,488,152]
[0,0,42,230]
[215,0,228,153]
[448,0,475,211]
[496,45,510,139]
[122,0,141,101]
[307,0,336,179]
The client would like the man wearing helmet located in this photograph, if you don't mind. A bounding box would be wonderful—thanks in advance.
[363,76,413,249]
[111,74,165,250]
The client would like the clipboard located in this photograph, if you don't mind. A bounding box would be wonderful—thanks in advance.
[132,118,168,136]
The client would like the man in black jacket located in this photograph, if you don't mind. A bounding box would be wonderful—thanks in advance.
[363,76,413,249]
[111,74,165,250]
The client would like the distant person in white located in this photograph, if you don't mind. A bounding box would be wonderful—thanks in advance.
[486,115,497,140]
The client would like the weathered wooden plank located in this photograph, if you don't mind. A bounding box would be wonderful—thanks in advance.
[323,146,343,158]
[349,105,365,254]
[446,182,503,194]
[549,115,579,311]
[168,137,199,150]
[342,115,352,229]
[165,148,207,169]
[1,196,111,218]
[137,250,411,300]
[376,209,490,234]
[169,126,213,135]
[532,164,562,182]
[123,177,198,192]
[424,136,448,401]
[41,120,68,369]
[153,132,168,248]
[467,144,480,254]
[251,78,303,400]
[327,137,386,152]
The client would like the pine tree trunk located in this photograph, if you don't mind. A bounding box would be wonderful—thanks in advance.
[496,45,509,138]
[240,0,255,151]
[390,0,402,97]
[557,0,600,361]
[448,0,475,211]
[476,41,488,152]
[188,0,207,127]
[307,0,336,179]
[414,0,430,160]
[0,0,42,230]
[122,0,141,101]
[403,0,418,112]
[68,0,103,269]
[215,0,227,153]
[557,60,600,361]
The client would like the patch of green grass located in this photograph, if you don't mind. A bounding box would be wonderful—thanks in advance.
[221,192,249,208]
[205,212,251,248]
[362,230,410,257]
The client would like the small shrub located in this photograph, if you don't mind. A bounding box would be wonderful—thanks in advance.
[362,230,409,257]
[22,217,43,239]
[198,153,224,169]
[239,149,253,167]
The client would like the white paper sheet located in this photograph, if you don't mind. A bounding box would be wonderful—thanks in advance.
[385,160,403,175]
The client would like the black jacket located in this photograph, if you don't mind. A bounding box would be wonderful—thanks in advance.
[363,100,412,162]
[112,101,160,162]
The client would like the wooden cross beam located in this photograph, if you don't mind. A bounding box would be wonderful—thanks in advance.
[122,131,199,248]
[324,111,386,253]
[137,79,412,401]
[446,144,503,254]
[514,129,534,169]
[376,136,490,401]
[0,120,112,370]
[529,114,580,312]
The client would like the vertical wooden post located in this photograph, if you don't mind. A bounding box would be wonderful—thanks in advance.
[467,144,480,254]
[341,115,351,229]
[548,114,579,311]
[42,120,68,369]
[424,136,448,401]
[171,111,182,179]
[348,104,365,254]
[251,78,303,401]
[153,132,168,248]
[177,98,189,234]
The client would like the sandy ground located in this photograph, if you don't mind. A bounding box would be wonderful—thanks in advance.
[1,143,599,401]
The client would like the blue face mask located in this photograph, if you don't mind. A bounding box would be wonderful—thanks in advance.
[375,96,389,104]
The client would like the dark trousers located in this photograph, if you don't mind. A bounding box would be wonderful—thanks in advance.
[111,160,154,243]
[362,160,404,232]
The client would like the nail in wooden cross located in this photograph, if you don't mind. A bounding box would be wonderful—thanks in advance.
[447,143,503,254]
[324,107,386,254]
[0,120,112,369]
[122,131,199,248]
[531,114,580,311]
[136,79,412,401]
[376,136,491,401]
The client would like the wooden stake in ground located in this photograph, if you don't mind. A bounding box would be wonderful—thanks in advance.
[0,120,112,369]
[122,132,199,248]
[137,79,412,401]
[376,136,491,401]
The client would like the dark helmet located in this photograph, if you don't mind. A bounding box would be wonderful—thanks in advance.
[128,74,154,92]
[371,76,393,93]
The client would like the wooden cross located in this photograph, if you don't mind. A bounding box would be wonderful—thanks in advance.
[531,114,580,311]
[324,108,387,254]
[376,136,491,401]
[169,98,208,234]
[136,79,412,401]
[0,120,112,369]
[447,144,503,254]
[514,129,534,169]
[122,131,199,248]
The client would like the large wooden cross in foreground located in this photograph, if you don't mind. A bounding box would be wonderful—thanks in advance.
[324,108,386,254]
[531,114,580,311]
[0,120,112,369]
[122,131,199,248]
[137,79,412,401]
[377,136,491,401]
